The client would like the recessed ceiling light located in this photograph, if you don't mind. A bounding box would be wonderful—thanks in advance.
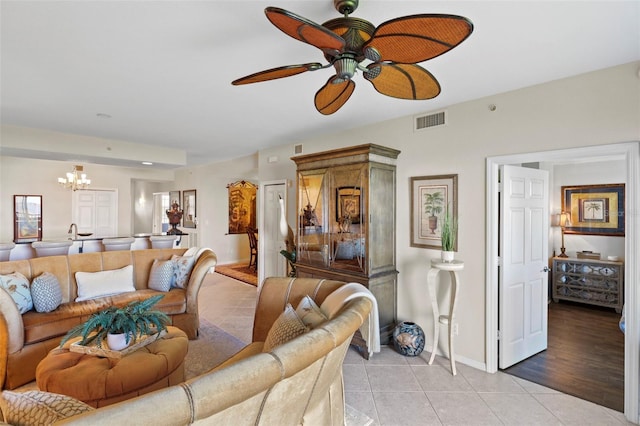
[142,162,153,165]
[96,113,112,119]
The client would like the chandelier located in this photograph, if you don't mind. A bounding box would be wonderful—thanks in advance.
[58,165,91,191]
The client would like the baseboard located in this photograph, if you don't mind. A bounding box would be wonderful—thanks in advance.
[425,344,487,372]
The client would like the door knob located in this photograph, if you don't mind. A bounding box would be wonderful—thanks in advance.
[541,266,551,272]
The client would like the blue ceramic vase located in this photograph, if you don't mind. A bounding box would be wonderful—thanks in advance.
[393,321,425,357]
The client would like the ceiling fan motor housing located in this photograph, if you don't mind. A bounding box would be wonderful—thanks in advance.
[322,17,374,61]
[334,56,358,81]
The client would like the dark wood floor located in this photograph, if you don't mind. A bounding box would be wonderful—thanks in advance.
[504,300,625,412]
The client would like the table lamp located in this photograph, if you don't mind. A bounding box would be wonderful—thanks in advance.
[553,211,572,258]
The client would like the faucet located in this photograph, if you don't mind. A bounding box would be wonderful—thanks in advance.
[68,223,78,240]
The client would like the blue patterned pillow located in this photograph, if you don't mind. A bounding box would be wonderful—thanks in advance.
[0,272,33,314]
[148,259,174,292]
[170,255,195,289]
[30,272,63,313]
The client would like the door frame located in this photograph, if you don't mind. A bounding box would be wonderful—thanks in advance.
[257,179,288,288]
[486,142,639,422]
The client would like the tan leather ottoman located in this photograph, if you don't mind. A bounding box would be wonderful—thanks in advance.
[35,326,188,407]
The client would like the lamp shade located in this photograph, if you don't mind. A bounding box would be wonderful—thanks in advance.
[552,212,571,227]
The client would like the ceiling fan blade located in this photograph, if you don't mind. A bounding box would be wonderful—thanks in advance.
[314,76,355,115]
[364,14,473,64]
[232,63,323,85]
[265,7,345,54]
[364,63,440,100]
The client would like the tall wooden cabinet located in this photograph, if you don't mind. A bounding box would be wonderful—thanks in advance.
[292,144,400,345]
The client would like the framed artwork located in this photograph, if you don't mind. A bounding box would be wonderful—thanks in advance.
[410,174,458,249]
[335,186,361,224]
[182,189,197,228]
[14,195,42,243]
[562,183,625,236]
[227,180,257,234]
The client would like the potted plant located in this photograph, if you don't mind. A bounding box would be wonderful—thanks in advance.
[440,210,457,262]
[60,294,170,350]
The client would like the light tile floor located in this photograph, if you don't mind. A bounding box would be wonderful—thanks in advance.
[202,273,633,425]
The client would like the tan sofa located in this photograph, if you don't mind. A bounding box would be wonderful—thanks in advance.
[2,277,373,425]
[0,247,217,390]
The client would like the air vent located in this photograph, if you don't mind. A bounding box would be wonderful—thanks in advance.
[294,144,303,154]
[414,110,446,131]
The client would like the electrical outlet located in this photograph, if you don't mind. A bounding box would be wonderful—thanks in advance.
[453,323,459,335]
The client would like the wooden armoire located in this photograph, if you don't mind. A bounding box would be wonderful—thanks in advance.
[292,144,400,346]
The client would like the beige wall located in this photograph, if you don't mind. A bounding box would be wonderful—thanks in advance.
[258,61,640,366]
[1,61,638,367]
[0,157,174,242]
[172,153,259,265]
[552,160,626,258]
[131,180,167,234]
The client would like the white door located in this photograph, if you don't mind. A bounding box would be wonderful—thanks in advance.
[152,193,169,234]
[259,181,288,286]
[73,190,118,237]
[499,165,549,368]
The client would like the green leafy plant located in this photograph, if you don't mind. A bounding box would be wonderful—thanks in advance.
[440,211,457,252]
[60,294,170,349]
[279,249,297,277]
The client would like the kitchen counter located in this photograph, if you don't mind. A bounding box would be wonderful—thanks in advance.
[69,232,188,242]
[9,233,189,260]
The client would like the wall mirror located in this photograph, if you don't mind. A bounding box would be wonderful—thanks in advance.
[183,189,197,228]
[14,195,42,243]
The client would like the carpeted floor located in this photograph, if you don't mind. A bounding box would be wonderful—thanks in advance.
[214,263,257,286]
[184,318,247,379]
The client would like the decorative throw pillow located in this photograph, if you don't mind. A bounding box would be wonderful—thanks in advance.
[0,272,33,314]
[30,272,63,313]
[263,303,308,352]
[75,265,135,302]
[295,295,327,328]
[148,259,174,292]
[0,390,94,426]
[171,255,195,289]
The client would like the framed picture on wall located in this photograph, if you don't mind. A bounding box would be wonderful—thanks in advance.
[335,186,361,224]
[183,190,197,228]
[226,180,257,234]
[562,183,625,236]
[410,174,458,249]
[14,195,42,243]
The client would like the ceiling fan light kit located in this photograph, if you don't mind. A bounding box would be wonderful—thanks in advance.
[232,0,473,115]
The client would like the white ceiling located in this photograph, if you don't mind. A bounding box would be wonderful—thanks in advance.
[1,1,639,168]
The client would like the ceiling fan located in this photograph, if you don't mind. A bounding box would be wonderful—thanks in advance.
[232,0,474,115]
